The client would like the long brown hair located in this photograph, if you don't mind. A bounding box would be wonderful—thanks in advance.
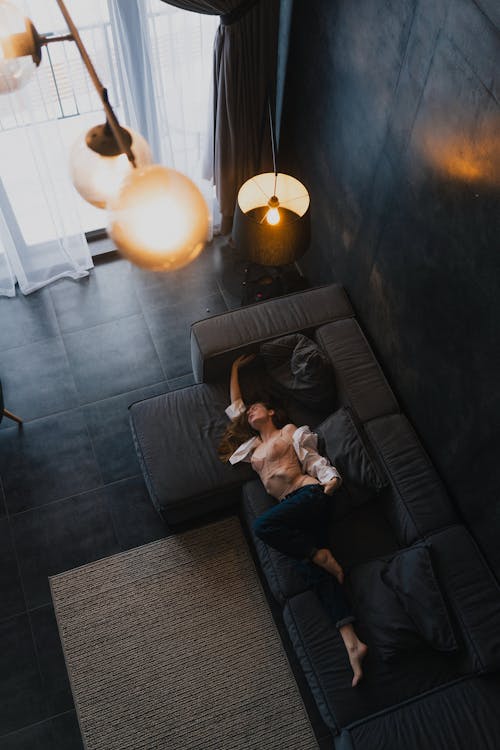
[218,398,288,463]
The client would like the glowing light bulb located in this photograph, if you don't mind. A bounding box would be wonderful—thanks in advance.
[69,126,152,208]
[265,195,281,226]
[266,206,280,225]
[0,1,39,94]
[108,164,209,271]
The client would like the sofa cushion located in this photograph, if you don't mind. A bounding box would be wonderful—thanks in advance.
[350,545,458,662]
[366,414,459,544]
[425,525,500,671]
[316,407,388,514]
[242,481,400,604]
[315,318,399,422]
[241,480,310,604]
[339,676,500,750]
[260,333,336,410]
[129,383,254,524]
[283,589,472,731]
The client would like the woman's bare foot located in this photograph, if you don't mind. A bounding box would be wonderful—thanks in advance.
[339,624,368,687]
[312,548,344,584]
[347,641,368,687]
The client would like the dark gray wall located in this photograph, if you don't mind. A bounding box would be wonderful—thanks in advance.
[279,0,500,572]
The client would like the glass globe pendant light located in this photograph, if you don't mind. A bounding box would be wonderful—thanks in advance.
[70,122,152,209]
[0,1,41,93]
[108,165,209,272]
[0,0,209,271]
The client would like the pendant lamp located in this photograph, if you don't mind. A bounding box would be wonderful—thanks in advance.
[233,171,310,266]
[232,102,310,267]
[0,0,208,272]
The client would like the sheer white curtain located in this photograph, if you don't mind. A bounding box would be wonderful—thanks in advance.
[0,0,94,297]
[109,0,220,236]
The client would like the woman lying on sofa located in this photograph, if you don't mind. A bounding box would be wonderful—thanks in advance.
[218,354,368,687]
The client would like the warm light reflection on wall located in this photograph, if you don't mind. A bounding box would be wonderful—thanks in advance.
[417,118,500,187]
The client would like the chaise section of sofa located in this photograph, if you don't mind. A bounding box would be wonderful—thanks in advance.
[129,382,254,524]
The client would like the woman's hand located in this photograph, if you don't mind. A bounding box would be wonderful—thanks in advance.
[323,477,342,495]
[229,353,255,406]
[232,353,256,370]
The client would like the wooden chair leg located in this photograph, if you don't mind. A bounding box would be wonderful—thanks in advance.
[3,408,23,424]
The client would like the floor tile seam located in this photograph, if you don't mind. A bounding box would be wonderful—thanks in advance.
[81,403,106,495]
[139,287,228,318]
[0,330,64,357]
[139,302,170,382]
[0,380,169,433]
[26,600,53,722]
[0,401,83,431]
[49,259,144,333]
[0,475,6,515]
[49,289,82,407]
[2,479,30,617]
[55,306,145,336]
[4,473,145,621]
[3,511,52,720]
[83,462,145,556]
[0,285,61,354]
[0,709,77,741]
[0,322,80,425]
[82,379,170,411]
[7,473,144,520]
[0,601,49,623]
[165,374,195,389]
[59,308,147,341]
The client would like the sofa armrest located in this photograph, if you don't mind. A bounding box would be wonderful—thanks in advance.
[190,283,354,383]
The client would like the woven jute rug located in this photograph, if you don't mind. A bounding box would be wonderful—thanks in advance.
[50,516,319,750]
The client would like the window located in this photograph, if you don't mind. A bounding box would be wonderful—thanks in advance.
[0,0,218,242]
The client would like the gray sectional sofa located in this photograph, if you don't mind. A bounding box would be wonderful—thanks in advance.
[129,283,500,749]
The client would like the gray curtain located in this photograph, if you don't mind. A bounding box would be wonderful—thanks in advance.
[160,0,280,231]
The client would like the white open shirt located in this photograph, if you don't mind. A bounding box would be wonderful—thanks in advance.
[225,398,341,485]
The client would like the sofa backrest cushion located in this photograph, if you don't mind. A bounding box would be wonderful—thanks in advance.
[426,525,500,672]
[366,414,459,544]
[191,284,354,383]
[315,318,399,422]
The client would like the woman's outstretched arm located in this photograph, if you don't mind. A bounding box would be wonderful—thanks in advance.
[229,354,255,405]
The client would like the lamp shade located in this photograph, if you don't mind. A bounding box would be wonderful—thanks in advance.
[108,164,209,272]
[232,172,310,266]
[69,125,152,208]
[0,1,39,94]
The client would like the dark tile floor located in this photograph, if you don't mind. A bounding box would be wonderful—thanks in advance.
[0,240,332,749]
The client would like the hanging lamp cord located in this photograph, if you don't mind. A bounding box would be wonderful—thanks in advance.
[268,98,278,195]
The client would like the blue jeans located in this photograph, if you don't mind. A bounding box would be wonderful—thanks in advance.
[253,484,355,629]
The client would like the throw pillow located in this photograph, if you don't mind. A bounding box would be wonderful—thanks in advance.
[260,333,336,411]
[382,545,458,654]
[350,544,458,662]
[316,407,387,510]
